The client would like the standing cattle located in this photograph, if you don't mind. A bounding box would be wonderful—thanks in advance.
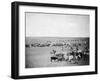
[50,49,65,62]
[50,56,58,62]
[56,53,65,62]
[64,54,69,61]
[50,50,57,62]
[25,44,30,48]
[68,55,74,62]
[50,50,56,55]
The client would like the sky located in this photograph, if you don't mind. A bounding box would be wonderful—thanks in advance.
[25,12,89,37]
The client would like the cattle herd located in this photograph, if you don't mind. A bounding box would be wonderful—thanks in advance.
[50,49,89,64]
[26,39,89,65]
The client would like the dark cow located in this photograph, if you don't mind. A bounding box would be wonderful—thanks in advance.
[50,56,58,62]
[25,44,30,48]
[50,53,64,62]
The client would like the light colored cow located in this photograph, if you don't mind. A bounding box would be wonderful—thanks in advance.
[68,55,74,62]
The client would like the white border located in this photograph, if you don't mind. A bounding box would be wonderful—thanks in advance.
[19,5,95,76]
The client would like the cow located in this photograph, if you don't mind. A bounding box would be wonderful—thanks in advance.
[50,50,56,55]
[68,55,74,62]
[64,54,69,61]
[50,50,57,62]
[56,53,65,62]
[50,56,58,62]
[25,44,30,48]
[50,52,65,62]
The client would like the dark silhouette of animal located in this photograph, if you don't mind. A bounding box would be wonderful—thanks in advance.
[25,44,30,48]
[50,56,58,62]
[50,53,65,62]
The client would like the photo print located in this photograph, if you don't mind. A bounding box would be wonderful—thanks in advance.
[25,12,90,68]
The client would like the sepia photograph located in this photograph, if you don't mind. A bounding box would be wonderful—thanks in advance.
[25,12,90,68]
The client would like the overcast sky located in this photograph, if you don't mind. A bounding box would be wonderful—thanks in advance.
[26,12,89,37]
